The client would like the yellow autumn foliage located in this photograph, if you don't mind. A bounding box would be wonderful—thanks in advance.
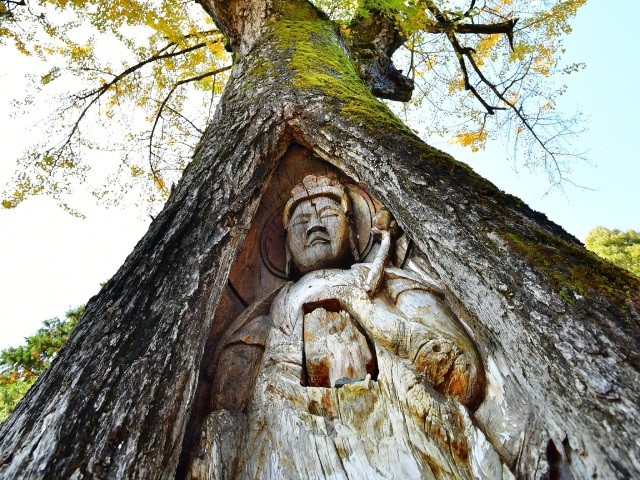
[453,130,488,152]
[0,0,588,211]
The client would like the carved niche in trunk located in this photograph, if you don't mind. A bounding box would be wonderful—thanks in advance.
[182,145,510,480]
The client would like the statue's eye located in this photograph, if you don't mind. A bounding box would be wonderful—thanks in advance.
[291,215,310,226]
[320,208,340,219]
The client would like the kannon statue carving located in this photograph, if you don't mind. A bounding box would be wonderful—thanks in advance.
[185,151,511,479]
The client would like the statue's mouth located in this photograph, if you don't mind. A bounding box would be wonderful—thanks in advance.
[307,234,330,247]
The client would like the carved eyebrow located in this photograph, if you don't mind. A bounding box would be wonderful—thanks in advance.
[291,213,310,224]
[318,205,340,215]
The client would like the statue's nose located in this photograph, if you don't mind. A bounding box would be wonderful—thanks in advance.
[306,217,327,235]
[307,224,326,234]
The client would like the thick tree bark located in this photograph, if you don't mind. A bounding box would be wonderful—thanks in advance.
[1,1,639,478]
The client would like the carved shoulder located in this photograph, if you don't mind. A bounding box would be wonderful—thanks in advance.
[210,286,285,411]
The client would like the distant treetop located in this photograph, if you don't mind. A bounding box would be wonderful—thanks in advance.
[0,306,84,422]
[585,227,640,278]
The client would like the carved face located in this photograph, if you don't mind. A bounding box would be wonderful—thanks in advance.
[286,196,352,275]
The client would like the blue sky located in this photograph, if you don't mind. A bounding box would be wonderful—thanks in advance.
[0,0,638,348]
[449,0,640,240]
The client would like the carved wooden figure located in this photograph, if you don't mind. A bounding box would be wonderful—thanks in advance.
[1,1,638,474]
[187,162,508,479]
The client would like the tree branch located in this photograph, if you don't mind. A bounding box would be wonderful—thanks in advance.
[422,0,517,49]
[348,0,518,102]
[424,18,517,40]
[444,29,568,178]
[76,41,211,102]
[52,34,224,169]
[148,66,231,178]
[160,104,205,135]
[463,0,477,18]
[447,32,504,114]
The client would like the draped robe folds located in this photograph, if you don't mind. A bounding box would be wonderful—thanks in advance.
[190,264,511,479]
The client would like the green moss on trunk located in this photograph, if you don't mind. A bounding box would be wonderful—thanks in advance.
[503,228,640,309]
[263,14,410,136]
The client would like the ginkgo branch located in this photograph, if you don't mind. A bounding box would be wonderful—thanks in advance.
[148,65,231,177]
[421,0,517,49]
[463,0,476,18]
[75,42,210,102]
[423,18,517,36]
[449,31,561,171]
[54,35,224,168]
[161,104,206,135]
[416,0,581,181]
[447,33,504,114]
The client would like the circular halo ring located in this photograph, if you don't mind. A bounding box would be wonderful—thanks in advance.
[260,182,376,279]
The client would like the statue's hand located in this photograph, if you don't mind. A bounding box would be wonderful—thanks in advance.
[302,281,417,360]
[300,282,375,320]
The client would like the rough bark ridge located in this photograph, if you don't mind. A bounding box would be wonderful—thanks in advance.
[1,1,639,478]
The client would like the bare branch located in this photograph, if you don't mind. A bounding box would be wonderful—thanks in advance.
[419,0,559,163]
[76,41,211,102]
[421,0,517,49]
[460,40,554,160]
[160,104,205,135]
[446,32,504,114]
[148,65,231,176]
[407,1,582,183]
[423,18,518,38]
[423,0,448,24]
[463,0,477,18]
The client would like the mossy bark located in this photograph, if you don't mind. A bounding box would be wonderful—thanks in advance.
[1,1,639,478]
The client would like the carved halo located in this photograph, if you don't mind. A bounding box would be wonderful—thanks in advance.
[260,182,377,279]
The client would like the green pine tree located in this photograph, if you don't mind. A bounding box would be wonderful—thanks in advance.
[0,306,84,422]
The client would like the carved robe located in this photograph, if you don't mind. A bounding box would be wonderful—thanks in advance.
[190,265,509,479]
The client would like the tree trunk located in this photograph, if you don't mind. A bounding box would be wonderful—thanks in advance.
[1,1,639,478]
